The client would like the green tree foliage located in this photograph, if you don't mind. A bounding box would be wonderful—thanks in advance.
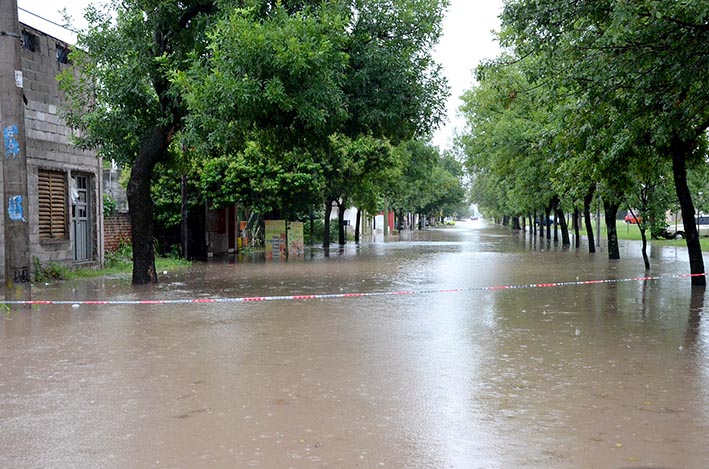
[343,0,449,142]
[178,0,450,244]
[459,57,555,225]
[458,0,709,279]
[388,140,438,218]
[388,141,465,224]
[500,0,709,284]
[62,0,452,272]
[178,3,349,155]
[198,142,322,218]
[60,0,218,284]
[422,153,467,220]
[323,134,395,245]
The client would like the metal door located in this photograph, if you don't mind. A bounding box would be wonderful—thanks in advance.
[72,175,90,261]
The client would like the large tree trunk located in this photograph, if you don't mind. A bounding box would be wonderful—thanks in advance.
[640,226,650,270]
[603,198,621,260]
[354,208,361,243]
[573,207,580,249]
[552,195,570,246]
[511,216,521,230]
[671,137,706,287]
[544,203,553,240]
[583,184,596,253]
[127,126,171,284]
[323,201,333,248]
[556,207,571,246]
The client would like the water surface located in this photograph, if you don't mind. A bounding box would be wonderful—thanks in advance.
[1,221,707,468]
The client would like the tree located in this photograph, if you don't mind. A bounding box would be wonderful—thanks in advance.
[388,140,438,226]
[178,3,350,156]
[60,0,218,284]
[322,135,394,246]
[178,0,449,244]
[501,0,709,285]
[342,0,449,142]
[458,57,557,234]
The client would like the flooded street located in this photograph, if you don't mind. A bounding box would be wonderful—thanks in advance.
[1,220,708,468]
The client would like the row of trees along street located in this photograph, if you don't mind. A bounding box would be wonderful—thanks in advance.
[58,0,466,284]
[458,0,709,287]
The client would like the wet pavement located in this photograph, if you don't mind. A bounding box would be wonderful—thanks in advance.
[1,220,708,468]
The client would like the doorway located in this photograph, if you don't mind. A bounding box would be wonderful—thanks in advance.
[72,174,91,261]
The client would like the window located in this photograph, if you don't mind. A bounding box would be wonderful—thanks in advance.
[21,30,38,53]
[38,170,67,239]
[56,44,70,64]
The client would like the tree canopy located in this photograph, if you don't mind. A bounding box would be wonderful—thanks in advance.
[61,0,458,279]
[459,0,709,284]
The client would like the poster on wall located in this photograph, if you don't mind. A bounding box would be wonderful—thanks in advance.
[265,220,286,260]
[287,222,304,259]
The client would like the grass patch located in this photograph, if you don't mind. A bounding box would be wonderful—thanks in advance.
[578,221,709,250]
[34,257,191,282]
[62,257,191,280]
[32,238,191,283]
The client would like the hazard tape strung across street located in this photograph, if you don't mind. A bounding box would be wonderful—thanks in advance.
[0,273,705,307]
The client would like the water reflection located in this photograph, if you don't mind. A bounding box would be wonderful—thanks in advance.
[1,221,708,468]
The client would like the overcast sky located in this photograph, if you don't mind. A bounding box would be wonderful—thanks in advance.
[17,0,503,151]
[433,0,504,150]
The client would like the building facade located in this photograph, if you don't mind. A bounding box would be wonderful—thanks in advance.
[0,23,103,278]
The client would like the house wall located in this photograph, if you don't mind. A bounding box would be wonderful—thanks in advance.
[0,23,103,276]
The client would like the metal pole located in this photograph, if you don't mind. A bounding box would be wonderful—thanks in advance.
[1,0,31,300]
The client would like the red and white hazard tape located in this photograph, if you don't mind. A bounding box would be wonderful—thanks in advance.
[0,273,704,306]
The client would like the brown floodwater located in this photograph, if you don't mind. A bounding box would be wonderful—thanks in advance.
[1,220,707,468]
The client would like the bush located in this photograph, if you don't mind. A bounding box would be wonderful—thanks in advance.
[304,218,339,245]
[103,194,117,216]
[33,257,71,282]
[104,238,132,268]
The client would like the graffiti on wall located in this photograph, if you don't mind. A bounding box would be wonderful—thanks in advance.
[8,195,26,222]
[4,125,21,159]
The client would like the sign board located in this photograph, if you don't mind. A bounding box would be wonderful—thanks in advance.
[287,222,304,258]
[265,220,286,260]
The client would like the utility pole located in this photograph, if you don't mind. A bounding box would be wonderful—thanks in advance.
[1,0,31,301]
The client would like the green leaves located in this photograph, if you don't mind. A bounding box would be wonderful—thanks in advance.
[179,3,349,154]
[176,0,450,218]
[460,0,709,226]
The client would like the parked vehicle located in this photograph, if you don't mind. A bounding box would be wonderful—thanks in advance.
[658,215,709,239]
[535,216,555,226]
[624,213,641,224]
[655,226,685,240]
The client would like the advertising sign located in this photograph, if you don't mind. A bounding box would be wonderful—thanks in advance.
[265,220,286,260]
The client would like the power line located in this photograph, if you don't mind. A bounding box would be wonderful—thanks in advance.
[17,6,81,35]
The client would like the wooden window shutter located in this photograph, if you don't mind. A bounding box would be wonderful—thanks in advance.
[38,170,67,239]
